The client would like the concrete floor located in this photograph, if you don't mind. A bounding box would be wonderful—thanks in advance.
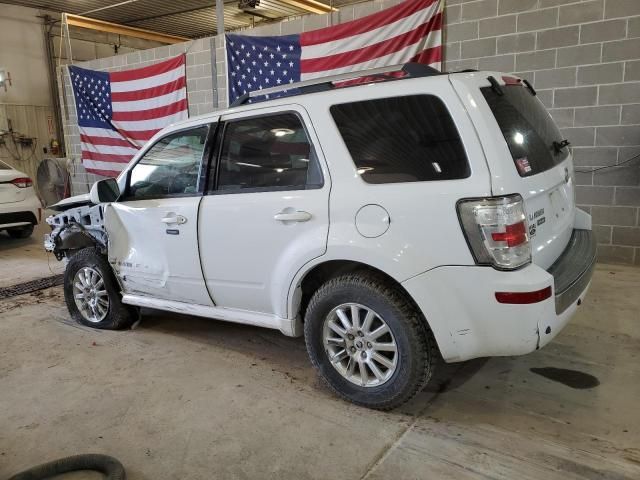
[0,221,64,288]
[0,232,639,479]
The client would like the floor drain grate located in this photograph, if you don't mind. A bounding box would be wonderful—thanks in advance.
[0,274,64,300]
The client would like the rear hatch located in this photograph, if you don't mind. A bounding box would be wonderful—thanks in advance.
[0,162,27,204]
[450,72,575,270]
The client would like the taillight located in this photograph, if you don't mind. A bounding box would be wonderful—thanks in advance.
[11,177,33,188]
[457,194,531,270]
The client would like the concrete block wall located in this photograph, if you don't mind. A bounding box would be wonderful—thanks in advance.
[443,0,640,264]
[59,0,640,264]
[59,37,217,194]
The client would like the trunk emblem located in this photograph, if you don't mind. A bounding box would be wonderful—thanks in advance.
[564,168,570,183]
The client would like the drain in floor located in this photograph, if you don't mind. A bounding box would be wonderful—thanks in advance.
[0,275,64,300]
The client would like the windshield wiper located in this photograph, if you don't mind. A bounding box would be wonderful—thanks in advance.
[553,139,571,153]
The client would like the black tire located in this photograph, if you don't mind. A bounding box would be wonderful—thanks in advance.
[63,247,135,330]
[7,224,34,239]
[304,271,439,410]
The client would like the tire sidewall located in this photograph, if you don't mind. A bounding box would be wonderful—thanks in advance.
[63,248,129,329]
[305,278,426,407]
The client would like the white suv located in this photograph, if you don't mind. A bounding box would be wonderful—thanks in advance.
[45,64,595,409]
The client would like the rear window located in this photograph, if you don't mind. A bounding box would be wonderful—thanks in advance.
[330,95,470,184]
[0,161,11,170]
[481,84,568,177]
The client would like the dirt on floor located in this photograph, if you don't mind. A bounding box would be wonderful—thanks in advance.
[0,264,639,479]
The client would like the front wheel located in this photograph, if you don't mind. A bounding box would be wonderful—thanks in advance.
[304,272,439,410]
[63,248,134,330]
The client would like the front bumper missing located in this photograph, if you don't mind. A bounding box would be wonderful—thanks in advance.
[548,229,597,314]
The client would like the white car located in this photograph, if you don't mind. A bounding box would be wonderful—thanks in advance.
[45,64,595,409]
[0,160,40,238]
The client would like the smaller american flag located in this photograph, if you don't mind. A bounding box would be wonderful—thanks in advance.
[69,55,188,177]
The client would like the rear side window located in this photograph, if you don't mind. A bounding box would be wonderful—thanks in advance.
[216,113,322,192]
[481,84,569,177]
[330,95,470,184]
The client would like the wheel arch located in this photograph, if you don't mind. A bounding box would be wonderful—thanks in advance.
[288,259,447,351]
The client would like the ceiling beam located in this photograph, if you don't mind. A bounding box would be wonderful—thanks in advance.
[279,0,337,14]
[64,13,190,44]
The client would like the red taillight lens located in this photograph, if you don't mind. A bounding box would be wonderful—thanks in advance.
[491,221,527,247]
[11,177,33,188]
[457,194,531,270]
[495,286,552,304]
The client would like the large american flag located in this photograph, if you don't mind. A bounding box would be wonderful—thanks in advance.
[69,55,188,177]
[226,0,443,103]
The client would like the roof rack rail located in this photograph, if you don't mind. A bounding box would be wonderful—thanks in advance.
[230,62,441,107]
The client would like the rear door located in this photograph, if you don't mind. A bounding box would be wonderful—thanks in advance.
[198,105,329,316]
[451,73,575,269]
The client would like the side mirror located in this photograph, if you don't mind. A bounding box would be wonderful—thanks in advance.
[89,178,120,204]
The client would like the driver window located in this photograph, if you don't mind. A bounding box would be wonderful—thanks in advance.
[126,126,209,200]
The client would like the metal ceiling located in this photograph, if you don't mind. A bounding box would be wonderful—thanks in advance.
[2,0,362,38]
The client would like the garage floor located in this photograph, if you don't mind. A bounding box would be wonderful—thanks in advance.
[1,233,639,479]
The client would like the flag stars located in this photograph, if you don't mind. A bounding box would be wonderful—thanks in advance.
[276,45,281,52]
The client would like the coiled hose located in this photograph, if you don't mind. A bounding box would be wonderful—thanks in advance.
[7,454,125,480]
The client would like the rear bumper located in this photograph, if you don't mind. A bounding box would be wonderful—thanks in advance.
[0,197,40,229]
[548,229,596,314]
[403,228,595,363]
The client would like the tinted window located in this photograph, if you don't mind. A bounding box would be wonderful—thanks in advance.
[481,84,568,177]
[126,126,208,200]
[216,113,321,191]
[330,95,470,184]
[0,161,11,170]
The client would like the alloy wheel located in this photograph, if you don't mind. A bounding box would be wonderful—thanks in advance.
[72,267,109,323]
[322,303,398,387]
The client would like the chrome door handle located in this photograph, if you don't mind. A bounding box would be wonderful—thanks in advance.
[161,214,187,225]
[274,211,312,222]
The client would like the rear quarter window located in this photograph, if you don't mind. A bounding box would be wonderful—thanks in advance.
[330,94,470,184]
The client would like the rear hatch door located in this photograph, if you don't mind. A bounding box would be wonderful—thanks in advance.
[450,72,575,270]
[0,164,27,204]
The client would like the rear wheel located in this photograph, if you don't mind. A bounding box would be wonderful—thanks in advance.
[7,224,34,239]
[304,271,439,410]
[63,248,134,330]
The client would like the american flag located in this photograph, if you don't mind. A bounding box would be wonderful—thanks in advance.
[69,55,188,178]
[226,0,443,103]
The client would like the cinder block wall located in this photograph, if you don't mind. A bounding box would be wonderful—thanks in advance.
[60,0,640,264]
[443,0,640,264]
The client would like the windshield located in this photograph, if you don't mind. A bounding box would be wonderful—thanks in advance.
[481,84,568,177]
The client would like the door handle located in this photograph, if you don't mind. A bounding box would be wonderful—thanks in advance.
[161,214,187,225]
[274,210,312,222]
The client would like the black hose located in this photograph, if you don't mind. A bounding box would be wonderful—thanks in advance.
[7,454,125,480]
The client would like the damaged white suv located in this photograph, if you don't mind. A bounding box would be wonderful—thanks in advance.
[45,64,595,409]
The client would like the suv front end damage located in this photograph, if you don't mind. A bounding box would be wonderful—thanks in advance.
[45,203,108,260]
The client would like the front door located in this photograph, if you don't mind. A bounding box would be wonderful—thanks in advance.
[105,124,214,305]
[198,106,330,316]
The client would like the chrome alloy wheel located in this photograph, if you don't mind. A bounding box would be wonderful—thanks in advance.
[72,267,109,323]
[322,303,398,387]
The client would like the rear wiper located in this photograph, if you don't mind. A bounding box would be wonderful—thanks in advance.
[553,139,571,153]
